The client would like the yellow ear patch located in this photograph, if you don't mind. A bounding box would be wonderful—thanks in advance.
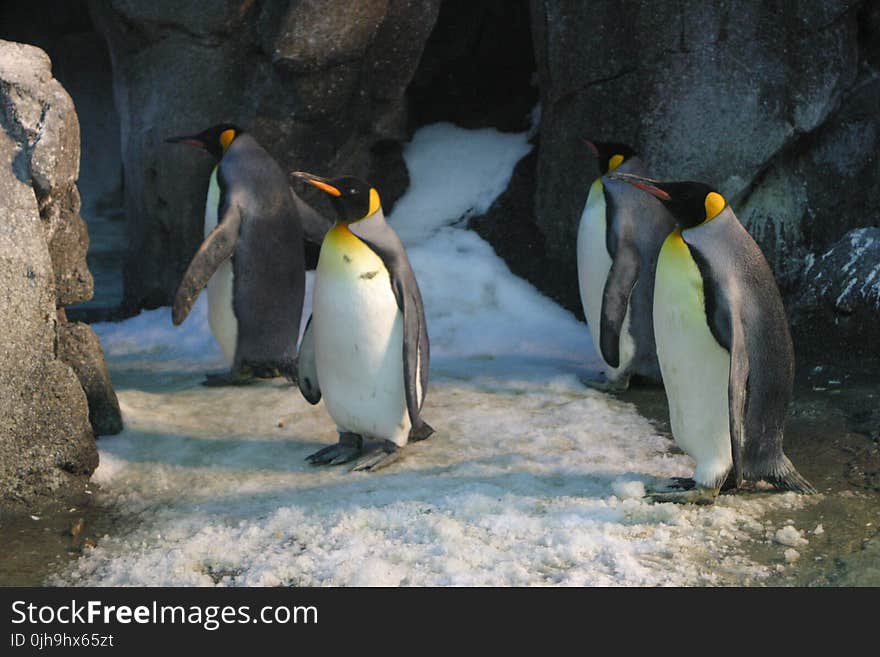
[219,129,236,151]
[704,191,726,222]
[368,188,381,217]
[608,154,625,172]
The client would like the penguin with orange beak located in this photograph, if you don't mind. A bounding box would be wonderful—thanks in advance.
[291,172,433,471]
[610,172,815,503]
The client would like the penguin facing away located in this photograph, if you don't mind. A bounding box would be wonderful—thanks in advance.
[610,172,815,504]
[577,141,676,390]
[291,171,433,472]
[167,124,330,386]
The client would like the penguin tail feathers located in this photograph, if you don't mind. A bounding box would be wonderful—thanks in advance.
[409,420,434,442]
[765,456,817,495]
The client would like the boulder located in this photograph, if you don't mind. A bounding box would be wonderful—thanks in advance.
[1,39,121,506]
[525,0,862,315]
[791,228,880,353]
[88,0,443,312]
[57,319,124,437]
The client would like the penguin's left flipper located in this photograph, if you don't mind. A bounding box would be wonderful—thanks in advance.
[599,242,639,369]
[351,441,402,472]
[172,203,242,326]
[296,315,321,404]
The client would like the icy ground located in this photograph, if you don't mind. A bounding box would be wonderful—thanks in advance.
[54,123,811,586]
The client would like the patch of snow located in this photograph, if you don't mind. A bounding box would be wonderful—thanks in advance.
[55,123,813,587]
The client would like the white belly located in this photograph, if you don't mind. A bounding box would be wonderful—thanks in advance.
[576,179,634,380]
[653,230,732,488]
[313,225,410,446]
[204,166,237,364]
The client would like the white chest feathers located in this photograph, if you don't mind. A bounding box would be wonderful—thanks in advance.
[576,178,634,380]
[313,224,411,446]
[653,230,732,488]
[204,165,238,364]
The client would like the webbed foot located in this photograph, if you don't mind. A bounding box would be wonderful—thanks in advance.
[580,374,630,393]
[306,433,363,465]
[647,482,718,505]
[351,440,402,472]
[201,369,255,387]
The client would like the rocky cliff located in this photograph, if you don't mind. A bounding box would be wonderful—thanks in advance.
[0,40,122,507]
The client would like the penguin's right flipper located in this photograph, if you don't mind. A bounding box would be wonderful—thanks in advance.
[599,247,639,368]
[292,192,332,244]
[297,315,321,404]
[172,204,242,326]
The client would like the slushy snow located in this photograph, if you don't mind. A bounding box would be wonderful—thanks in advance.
[54,122,810,587]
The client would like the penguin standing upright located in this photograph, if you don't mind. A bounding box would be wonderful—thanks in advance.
[611,172,815,503]
[167,124,330,386]
[291,171,433,471]
[576,141,675,390]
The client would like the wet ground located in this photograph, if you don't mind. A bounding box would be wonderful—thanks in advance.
[2,357,876,587]
[621,357,880,586]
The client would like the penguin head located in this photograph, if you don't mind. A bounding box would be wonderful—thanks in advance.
[291,172,381,223]
[166,123,243,159]
[609,173,727,229]
[584,140,635,175]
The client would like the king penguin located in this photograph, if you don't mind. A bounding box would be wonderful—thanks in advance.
[167,124,330,386]
[610,172,816,503]
[576,141,675,390]
[291,171,433,471]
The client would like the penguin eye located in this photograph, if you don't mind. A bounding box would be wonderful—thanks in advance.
[350,188,357,195]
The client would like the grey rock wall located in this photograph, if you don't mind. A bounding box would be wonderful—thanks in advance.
[89,0,443,312]
[0,40,122,507]
[516,0,879,344]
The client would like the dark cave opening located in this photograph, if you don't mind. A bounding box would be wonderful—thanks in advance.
[0,0,125,321]
[408,0,538,133]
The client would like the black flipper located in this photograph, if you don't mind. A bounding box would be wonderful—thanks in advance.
[297,314,321,404]
[726,317,748,489]
[172,202,241,326]
[599,247,639,368]
[292,191,332,245]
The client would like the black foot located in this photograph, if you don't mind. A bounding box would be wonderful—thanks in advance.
[201,370,255,387]
[646,480,718,505]
[306,433,363,465]
[351,440,402,472]
[579,374,630,393]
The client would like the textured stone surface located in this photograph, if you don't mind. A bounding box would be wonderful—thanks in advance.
[791,228,880,350]
[58,320,123,437]
[89,0,442,312]
[1,39,120,506]
[456,0,880,348]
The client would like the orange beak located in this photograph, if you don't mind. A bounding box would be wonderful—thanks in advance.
[291,171,341,197]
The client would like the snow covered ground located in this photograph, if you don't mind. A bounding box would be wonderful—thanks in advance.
[54,123,811,586]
